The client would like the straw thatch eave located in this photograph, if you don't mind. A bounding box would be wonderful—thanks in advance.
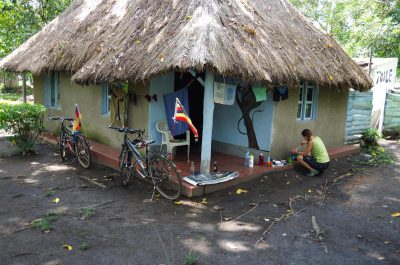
[0,0,372,91]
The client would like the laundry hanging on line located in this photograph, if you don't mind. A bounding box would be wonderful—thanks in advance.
[273,85,289,101]
[252,86,267,102]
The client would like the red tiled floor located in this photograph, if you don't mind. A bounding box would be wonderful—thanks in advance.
[40,133,360,197]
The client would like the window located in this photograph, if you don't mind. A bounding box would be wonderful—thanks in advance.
[44,72,59,108]
[297,81,317,120]
[101,83,111,115]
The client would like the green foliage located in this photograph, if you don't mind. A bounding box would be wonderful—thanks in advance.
[289,0,400,63]
[80,207,95,219]
[353,146,395,166]
[44,190,55,197]
[0,102,46,153]
[0,91,22,102]
[185,251,198,265]
[78,243,90,251]
[31,212,59,232]
[0,0,71,58]
[360,128,382,148]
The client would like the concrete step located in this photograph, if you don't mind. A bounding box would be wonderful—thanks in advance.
[40,132,360,198]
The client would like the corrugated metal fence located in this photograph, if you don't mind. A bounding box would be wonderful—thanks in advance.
[383,92,400,130]
[345,91,373,144]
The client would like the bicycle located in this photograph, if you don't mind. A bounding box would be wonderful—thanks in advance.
[49,116,91,169]
[109,126,182,200]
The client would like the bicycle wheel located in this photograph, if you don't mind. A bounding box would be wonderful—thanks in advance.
[59,133,67,161]
[119,147,132,187]
[74,136,91,169]
[149,155,181,200]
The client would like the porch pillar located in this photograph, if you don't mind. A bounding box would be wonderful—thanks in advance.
[200,70,215,174]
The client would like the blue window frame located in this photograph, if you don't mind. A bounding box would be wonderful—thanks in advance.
[44,72,59,108]
[101,83,111,115]
[297,81,318,121]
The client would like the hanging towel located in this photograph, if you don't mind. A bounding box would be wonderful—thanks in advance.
[163,87,190,136]
[252,86,267,102]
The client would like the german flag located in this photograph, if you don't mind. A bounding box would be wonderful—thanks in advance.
[73,104,83,132]
[173,98,199,141]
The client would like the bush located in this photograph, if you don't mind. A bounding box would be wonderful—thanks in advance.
[360,128,382,148]
[0,103,46,153]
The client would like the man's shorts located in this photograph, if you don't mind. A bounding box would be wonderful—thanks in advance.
[303,156,330,171]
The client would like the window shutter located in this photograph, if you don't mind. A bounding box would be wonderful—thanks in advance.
[44,73,51,108]
[101,83,108,114]
[54,72,59,108]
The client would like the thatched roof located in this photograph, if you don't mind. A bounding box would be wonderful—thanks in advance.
[0,0,372,91]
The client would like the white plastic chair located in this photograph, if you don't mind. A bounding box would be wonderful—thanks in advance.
[156,120,190,162]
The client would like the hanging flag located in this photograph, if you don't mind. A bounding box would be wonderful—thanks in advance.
[73,104,83,132]
[172,98,199,141]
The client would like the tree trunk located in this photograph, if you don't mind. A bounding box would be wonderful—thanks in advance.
[23,73,27,103]
[236,84,262,150]
[242,111,259,149]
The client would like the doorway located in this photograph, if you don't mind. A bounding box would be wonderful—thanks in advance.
[174,71,204,148]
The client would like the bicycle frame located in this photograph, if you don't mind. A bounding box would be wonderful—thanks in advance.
[60,118,79,151]
[121,132,150,178]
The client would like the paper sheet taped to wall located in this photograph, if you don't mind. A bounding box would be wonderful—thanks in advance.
[214,82,236,105]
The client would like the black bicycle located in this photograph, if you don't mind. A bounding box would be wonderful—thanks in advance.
[49,116,91,169]
[109,126,182,200]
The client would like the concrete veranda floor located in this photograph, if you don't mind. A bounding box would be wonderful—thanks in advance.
[0,137,399,265]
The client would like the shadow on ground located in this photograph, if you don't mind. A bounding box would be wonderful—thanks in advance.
[0,138,399,265]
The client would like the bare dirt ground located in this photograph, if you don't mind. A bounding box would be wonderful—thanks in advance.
[0,136,399,265]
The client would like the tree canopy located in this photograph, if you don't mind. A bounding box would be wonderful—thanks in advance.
[0,0,71,58]
[290,0,400,75]
[0,0,399,76]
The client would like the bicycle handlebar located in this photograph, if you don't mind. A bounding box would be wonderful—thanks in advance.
[48,116,74,121]
[108,126,145,135]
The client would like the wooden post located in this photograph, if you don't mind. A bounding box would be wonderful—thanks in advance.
[200,70,215,174]
[22,73,27,103]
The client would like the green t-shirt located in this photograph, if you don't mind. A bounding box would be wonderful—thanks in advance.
[311,136,330,163]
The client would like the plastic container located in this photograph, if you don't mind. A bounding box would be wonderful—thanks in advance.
[249,155,254,168]
[244,149,250,167]
[190,161,195,176]
[266,156,271,167]
[258,153,264,165]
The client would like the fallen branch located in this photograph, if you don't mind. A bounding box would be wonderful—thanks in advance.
[255,214,286,247]
[255,191,328,247]
[226,200,269,224]
[333,173,353,183]
[78,176,107,189]
[312,216,322,239]
[74,200,114,211]
[9,252,38,258]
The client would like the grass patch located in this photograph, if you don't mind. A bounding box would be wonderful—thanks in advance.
[352,146,395,166]
[78,243,90,251]
[0,92,22,102]
[185,251,198,265]
[31,212,59,232]
[80,207,95,219]
[44,191,55,197]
